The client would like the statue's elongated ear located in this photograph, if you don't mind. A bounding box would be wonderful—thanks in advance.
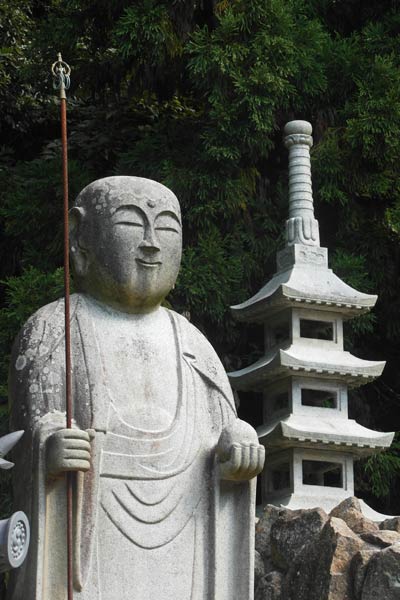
[69,206,88,276]
[69,206,85,239]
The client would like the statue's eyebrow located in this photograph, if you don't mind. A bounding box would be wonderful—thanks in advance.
[155,210,181,227]
[112,204,147,221]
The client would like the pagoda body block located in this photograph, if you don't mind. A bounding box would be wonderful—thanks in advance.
[229,121,394,518]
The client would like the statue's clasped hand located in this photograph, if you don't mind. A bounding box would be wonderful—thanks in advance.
[47,428,92,478]
[216,420,265,481]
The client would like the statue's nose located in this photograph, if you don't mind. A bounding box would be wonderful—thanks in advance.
[139,229,160,253]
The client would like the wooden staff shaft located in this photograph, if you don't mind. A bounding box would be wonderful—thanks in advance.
[61,87,73,600]
[61,98,72,430]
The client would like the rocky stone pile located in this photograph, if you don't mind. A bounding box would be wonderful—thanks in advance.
[255,497,400,600]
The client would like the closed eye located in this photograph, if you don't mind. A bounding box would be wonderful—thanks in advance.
[155,226,180,233]
[114,221,143,227]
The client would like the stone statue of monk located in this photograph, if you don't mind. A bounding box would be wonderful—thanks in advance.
[7,176,264,600]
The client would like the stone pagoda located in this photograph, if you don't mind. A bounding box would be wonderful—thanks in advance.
[228,120,394,518]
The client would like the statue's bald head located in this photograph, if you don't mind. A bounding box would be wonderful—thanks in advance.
[74,176,181,220]
[70,176,182,313]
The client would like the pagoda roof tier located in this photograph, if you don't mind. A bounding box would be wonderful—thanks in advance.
[228,343,385,391]
[231,255,377,323]
[257,414,394,457]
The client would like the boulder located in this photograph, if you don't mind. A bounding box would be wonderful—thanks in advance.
[282,516,365,600]
[351,548,378,600]
[270,507,328,571]
[255,504,284,562]
[255,549,266,587]
[255,570,283,600]
[330,497,379,535]
[254,500,400,600]
[379,516,400,533]
[360,529,400,548]
[361,543,400,600]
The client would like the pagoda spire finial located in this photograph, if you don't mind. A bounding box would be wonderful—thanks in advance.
[284,120,320,247]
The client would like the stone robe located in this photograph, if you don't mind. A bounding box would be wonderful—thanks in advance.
[7,294,256,600]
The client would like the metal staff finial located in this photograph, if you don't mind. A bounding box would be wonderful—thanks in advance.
[51,52,74,600]
[51,52,71,99]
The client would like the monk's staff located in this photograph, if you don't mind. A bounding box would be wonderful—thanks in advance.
[51,53,73,600]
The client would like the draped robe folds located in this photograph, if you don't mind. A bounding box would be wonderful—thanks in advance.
[7,294,256,600]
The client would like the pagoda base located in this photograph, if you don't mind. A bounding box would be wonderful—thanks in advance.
[358,499,397,523]
[260,493,396,523]
[266,491,350,514]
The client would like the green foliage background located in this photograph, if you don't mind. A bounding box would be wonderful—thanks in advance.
[1,0,400,516]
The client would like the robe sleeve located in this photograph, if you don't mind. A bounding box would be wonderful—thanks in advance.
[7,299,69,600]
[171,311,257,600]
[170,310,237,415]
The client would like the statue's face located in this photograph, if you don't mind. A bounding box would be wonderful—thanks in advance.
[71,177,182,313]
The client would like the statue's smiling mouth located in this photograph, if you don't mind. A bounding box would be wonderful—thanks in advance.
[136,258,162,268]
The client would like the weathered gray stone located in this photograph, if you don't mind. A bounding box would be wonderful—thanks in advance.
[254,550,265,586]
[360,529,400,548]
[0,511,30,573]
[255,495,400,600]
[0,431,24,471]
[331,497,379,535]
[270,507,328,571]
[0,432,30,573]
[351,548,378,600]
[282,516,364,600]
[361,543,400,600]
[229,120,393,520]
[7,176,265,600]
[255,571,283,600]
[380,516,400,532]
[255,504,283,562]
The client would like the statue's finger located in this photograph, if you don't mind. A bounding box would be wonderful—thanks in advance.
[237,444,250,478]
[63,459,91,472]
[229,444,242,473]
[63,429,90,442]
[219,445,241,480]
[250,446,265,478]
[248,444,259,473]
[65,440,91,452]
[257,446,265,471]
[240,445,265,479]
[86,428,96,440]
[64,450,91,461]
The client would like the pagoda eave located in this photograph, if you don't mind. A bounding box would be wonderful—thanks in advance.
[228,346,385,391]
[257,416,394,457]
[231,265,377,324]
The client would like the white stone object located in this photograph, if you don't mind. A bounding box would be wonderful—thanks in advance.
[7,176,264,600]
[231,122,377,323]
[263,447,355,512]
[231,251,377,322]
[0,431,24,470]
[229,306,385,390]
[0,432,30,572]
[0,511,30,573]
[283,120,319,246]
[229,120,394,519]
